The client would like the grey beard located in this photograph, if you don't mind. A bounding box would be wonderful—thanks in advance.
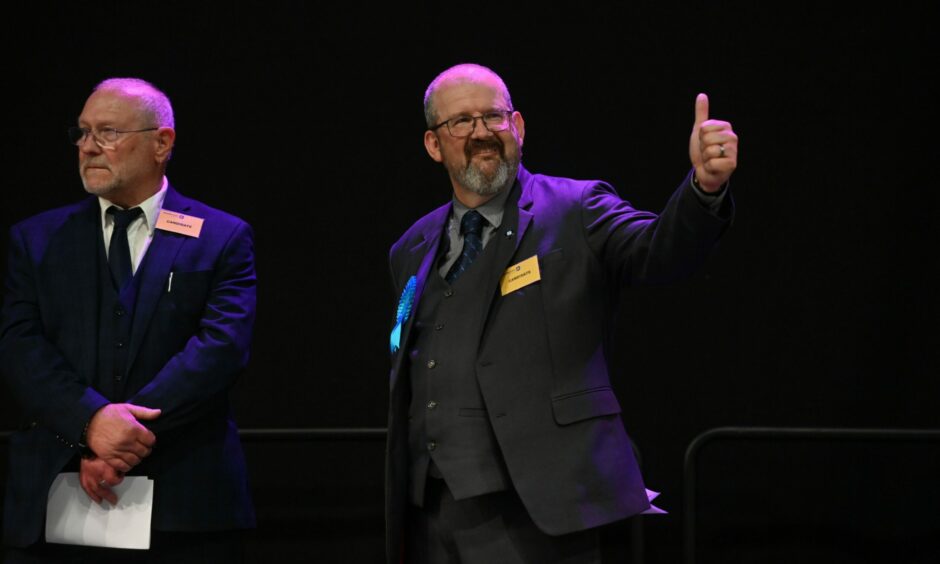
[456,156,519,196]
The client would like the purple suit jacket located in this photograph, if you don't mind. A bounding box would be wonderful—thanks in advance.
[385,166,732,562]
[0,186,256,547]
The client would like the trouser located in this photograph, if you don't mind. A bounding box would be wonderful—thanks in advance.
[406,476,600,564]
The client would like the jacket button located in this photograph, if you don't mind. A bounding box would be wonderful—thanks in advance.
[427,441,437,451]
[427,401,437,410]
[427,360,436,369]
[434,323,444,331]
[444,289,454,298]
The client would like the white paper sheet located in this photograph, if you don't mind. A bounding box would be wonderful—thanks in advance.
[45,472,153,549]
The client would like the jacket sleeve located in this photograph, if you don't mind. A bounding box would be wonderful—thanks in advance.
[581,171,733,286]
[0,224,109,446]
[128,221,256,433]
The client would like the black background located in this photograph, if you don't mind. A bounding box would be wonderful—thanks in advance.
[1,3,936,562]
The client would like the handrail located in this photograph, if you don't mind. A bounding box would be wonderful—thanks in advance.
[682,426,940,564]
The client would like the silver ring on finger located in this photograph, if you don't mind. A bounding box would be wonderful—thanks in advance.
[99,479,108,487]
[718,144,726,157]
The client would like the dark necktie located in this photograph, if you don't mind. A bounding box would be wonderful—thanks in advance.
[107,206,143,291]
[445,210,485,284]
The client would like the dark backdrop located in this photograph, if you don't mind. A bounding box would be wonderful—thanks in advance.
[1,3,935,562]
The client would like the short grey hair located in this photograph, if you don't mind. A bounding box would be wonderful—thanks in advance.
[423,63,513,128]
[94,77,175,129]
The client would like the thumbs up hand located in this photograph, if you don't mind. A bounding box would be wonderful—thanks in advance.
[689,93,738,193]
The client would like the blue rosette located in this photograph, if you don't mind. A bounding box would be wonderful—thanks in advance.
[390,275,417,353]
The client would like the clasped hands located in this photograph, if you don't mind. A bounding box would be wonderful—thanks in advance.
[79,403,160,504]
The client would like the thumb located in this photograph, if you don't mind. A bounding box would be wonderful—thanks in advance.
[694,93,709,127]
[126,404,161,420]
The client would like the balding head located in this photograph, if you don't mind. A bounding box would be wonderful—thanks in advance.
[94,78,175,130]
[424,63,513,128]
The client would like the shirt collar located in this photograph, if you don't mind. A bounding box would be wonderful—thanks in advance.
[98,176,169,233]
[450,182,513,231]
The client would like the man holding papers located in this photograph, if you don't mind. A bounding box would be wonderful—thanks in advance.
[1,78,256,561]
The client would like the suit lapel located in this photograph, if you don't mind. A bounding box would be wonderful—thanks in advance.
[126,187,190,371]
[66,199,103,383]
[470,172,535,343]
[408,205,451,319]
[513,168,535,253]
[389,203,450,392]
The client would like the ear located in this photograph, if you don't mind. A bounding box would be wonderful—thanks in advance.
[424,129,443,163]
[512,111,525,147]
[154,127,176,164]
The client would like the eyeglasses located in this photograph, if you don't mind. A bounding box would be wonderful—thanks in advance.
[67,126,158,149]
[429,110,514,138]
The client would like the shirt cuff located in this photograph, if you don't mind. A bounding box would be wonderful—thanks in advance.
[690,172,729,213]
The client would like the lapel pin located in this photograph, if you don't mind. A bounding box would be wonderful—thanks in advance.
[505,229,514,238]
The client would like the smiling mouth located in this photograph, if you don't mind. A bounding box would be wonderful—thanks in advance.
[470,145,502,157]
[466,138,503,159]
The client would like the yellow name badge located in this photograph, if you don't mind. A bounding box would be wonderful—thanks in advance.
[156,209,205,238]
[500,255,542,296]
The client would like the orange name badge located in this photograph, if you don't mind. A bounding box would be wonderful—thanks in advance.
[156,209,205,238]
[500,255,542,296]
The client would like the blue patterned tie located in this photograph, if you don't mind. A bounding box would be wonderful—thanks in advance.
[107,206,143,291]
[445,210,484,284]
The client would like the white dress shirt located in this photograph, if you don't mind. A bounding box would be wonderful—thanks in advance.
[97,177,169,274]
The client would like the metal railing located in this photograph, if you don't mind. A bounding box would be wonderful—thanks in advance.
[0,428,390,444]
[681,426,940,564]
[238,428,386,441]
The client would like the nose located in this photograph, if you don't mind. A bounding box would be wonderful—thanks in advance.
[469,116,493,139]
[78,132,102,154]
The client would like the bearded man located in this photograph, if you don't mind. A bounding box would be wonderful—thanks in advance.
[385,63,738,563]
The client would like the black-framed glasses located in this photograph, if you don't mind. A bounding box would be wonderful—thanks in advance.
[67,126,158,149]
[429,110,514,138]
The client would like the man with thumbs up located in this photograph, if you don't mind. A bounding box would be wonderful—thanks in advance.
[386,63,737,563]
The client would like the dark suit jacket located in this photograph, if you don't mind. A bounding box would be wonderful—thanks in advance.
[0,186,256,547]
[386,166,732,561]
